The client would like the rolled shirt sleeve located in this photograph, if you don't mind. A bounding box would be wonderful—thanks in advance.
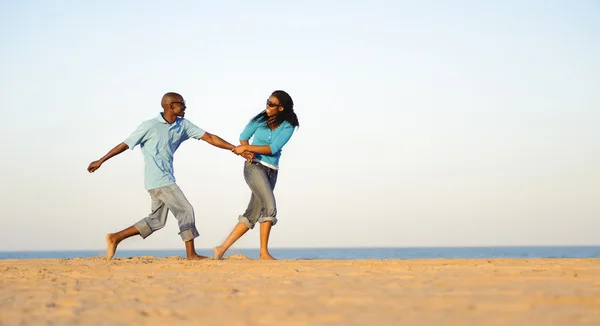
[269,123,295,154]
[182,119,206,140]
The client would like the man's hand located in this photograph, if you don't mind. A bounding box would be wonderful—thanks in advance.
[87,143,129,174]
[241,151,254,162]
[232,145,246,155]
[88,160,102,173]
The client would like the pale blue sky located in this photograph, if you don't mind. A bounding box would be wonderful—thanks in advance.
[1,0,598,251]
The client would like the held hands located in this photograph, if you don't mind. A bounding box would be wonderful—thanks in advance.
[231,145,254,162]
[240,151,254,162]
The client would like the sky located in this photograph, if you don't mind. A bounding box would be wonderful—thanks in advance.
[0,0,598,251]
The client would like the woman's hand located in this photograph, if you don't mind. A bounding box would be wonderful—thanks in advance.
[241,151,254,162]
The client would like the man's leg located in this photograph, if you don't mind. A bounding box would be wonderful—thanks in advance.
[106,190,168,259]
[158,184,206,260]
[105,226,139,259]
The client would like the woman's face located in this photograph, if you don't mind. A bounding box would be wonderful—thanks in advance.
[265,95,283,117]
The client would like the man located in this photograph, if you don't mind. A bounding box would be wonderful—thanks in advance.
[87,92,239,260]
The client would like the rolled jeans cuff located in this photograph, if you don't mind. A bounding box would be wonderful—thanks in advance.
[179,227,199,242]
[258,216,278,226]
[134,220,153,239]
[238,215,255,230]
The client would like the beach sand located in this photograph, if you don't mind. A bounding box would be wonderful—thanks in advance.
[1,257,599,325]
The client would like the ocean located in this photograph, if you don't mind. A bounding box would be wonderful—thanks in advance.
[1,246,599,260]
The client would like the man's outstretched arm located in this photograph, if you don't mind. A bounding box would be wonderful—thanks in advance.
[87,142,129,173]
[200,132,236,151]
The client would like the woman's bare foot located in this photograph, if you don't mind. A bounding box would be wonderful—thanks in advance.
[213,246,226,260]
[259,251,276,260]
[186,253,209,260]
[105,234,120,259]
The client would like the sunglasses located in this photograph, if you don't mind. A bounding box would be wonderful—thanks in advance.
[266,100,281,108]
[170,101,186,109]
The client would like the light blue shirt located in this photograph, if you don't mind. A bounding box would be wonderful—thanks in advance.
[240,119,295,168]
[124,113,206,190]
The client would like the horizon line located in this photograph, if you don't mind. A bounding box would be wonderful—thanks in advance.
[2,244,600,253]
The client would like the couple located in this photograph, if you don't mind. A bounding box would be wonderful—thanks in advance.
[87,90,299,260]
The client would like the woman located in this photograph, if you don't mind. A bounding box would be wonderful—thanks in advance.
[213,90,299,260]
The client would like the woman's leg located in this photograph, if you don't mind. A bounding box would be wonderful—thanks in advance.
[259,222,275,260]
[258,168,278,260]
[213,222,250,260]
[213,162,268,259]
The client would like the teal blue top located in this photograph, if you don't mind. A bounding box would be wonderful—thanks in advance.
[240,119,295,169]
[124,113,206,190]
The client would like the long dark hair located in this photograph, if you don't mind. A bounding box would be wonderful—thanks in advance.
[251,90,299,128]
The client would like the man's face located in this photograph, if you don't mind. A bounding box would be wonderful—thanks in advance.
[170,98,187,117]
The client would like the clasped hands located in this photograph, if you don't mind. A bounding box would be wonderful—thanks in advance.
[231,145,254,162]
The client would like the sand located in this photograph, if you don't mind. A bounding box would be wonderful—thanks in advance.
[1,257,599,325]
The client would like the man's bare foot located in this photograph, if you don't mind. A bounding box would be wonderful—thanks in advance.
[186,253,209,260]
[213,246,225,260]
[105,234,120,259]
[260,252,276,260]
